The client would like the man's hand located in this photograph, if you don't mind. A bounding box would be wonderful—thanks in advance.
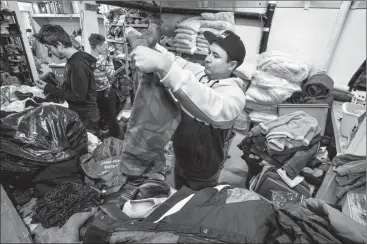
[33,209,96,243]
[130,46,172,76]
[35,79,47,90]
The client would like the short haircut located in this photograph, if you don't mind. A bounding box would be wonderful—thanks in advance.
[88,33,106,49]
[34,24,72,48]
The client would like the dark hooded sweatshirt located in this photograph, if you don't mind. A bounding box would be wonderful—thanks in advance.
[44,51,99,121]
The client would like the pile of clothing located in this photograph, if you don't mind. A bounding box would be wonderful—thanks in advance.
[332,154,366,201]
[78,185,366,244]
[173,16,201,54]
[238,111,327,189]
[196,12,236,53]
[235,51,309,123]
[0,84,68,117]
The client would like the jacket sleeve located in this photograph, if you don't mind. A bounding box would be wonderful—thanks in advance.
[45,64,89,102]
[155,44,246,129]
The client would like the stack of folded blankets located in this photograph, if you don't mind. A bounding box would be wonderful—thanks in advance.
[234,51,310,123]
[173,16,202,55]
[197,12,236,54]
[238,111,326,186]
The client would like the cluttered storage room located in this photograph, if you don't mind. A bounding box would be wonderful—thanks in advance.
[1,0,366,243]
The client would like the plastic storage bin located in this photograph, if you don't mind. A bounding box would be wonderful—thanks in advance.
[277,104,329,136]
[340,102,366,137]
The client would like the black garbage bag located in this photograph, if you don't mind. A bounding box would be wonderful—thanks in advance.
[0,105,88,196]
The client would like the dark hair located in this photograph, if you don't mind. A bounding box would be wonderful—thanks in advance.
[34,24,72,48]
[88,33,106,49]
[226,53,240,69]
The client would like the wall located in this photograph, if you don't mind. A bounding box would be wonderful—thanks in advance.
[158,1,366,89]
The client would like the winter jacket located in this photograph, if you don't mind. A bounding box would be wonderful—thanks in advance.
[153,44,246,180]
[44,52,99,121]
[82,185,277,243]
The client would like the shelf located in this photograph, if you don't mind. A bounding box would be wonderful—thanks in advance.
[1,33,21,38]
[0,11,14,16]
[31,13,104,19]
[107,39,125,44]
[1,54,25,58]
[106,23,148,28]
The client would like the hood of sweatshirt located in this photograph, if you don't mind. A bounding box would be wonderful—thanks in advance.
[68,51,97,69]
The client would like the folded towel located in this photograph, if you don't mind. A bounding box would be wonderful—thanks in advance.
[174,38,196,48]
[200,20,235,32]
[201,12,235,25]
[177,16,202,32]
[199,27,224,36]
[174,28,196,35]
[176,46,197,55]
[175,33,197,42]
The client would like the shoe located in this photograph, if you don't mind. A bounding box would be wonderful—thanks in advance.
[122,198,167,219]
[103,183,139,205]
[135,179,170,200]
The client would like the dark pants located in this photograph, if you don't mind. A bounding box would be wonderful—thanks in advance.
[174,166,220,191]
[97,89,119,137]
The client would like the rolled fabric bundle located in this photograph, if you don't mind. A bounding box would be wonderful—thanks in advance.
[257,51,309,83]
[177,16,202,32]
[175,33,196,42]
[174,28,196,35]
[200,20,235,32]
[201,12,235,25]
[199,27,224,36]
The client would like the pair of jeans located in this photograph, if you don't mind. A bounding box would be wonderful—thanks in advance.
[97,88,119,138]
[174,166,220,191]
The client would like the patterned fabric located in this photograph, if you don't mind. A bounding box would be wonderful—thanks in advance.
[94,56,115,91]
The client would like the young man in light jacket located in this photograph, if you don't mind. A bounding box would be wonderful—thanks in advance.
[131,30,247,190]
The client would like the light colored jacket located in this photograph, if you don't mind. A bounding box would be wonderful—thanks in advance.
[155,44,246,129]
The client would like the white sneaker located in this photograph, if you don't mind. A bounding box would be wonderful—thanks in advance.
[123,198,167,219]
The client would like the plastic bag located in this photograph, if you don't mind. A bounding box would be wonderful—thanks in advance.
[0,105,87,178]
[271,190,304,209]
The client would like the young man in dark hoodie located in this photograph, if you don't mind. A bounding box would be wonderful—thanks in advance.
[35,24,99,134]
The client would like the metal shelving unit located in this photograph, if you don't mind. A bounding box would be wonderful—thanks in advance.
[1,11,34,85]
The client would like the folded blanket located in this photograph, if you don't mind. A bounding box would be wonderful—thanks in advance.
[197,38,209,45]
[197,46,209,53]
[257,51,309,83]
[245,73,301,106]
[174,37,196,47]
[201,12,235,25]
[177,16,202,32]
[175,33,197,42]
[199,27,224,36]
[176,47,197,55]
[197,42,209,48]
[174,28,196,35]
[257,111,321,152]
[200,20,235,32]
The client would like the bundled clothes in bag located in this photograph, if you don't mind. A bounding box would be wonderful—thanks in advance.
[0,105,87,196]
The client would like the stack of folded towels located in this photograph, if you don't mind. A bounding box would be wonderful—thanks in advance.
[173,16,202,55]
[197,12,236,54]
